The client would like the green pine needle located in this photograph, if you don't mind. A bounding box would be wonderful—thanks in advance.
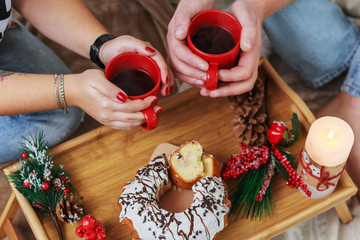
[229,163,274,221]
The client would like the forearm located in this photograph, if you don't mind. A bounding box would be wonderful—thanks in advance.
[13,0,109,59]
[0,71,77,115]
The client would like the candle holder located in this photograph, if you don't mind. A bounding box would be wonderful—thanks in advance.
[297,116,354,199]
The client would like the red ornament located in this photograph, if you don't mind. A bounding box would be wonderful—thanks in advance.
[75,225,86,238]
[60,176,67,182]
[81,215,97,230]
[83,229,97,240]
[21,152,28,159]
[41,182,50,191]
[267,121,288,145]
[62,187,70,194]
[97,231,107,240]
[94,224,105,234]
[23,181,30,188]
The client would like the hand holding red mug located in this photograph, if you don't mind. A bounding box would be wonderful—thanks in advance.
[187,10,241,90]
[167,0,263,97]
[105,53,164,130]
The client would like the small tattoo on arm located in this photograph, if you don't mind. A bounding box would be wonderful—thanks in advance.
[0,70,15,83]
[0,70,14,77]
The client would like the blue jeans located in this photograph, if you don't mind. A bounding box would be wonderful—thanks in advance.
[263,0,360,97]
[0,21,83,162]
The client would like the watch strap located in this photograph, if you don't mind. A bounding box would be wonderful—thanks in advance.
[89,34,116,69]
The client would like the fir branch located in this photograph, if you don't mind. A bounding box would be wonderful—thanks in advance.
[229,163,274,221]
[5,132,74,240]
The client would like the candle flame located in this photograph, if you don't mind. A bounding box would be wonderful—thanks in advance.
[328,130,334,139]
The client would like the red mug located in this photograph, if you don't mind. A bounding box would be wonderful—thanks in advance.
[105,53,161,130]
[187,10,242,90]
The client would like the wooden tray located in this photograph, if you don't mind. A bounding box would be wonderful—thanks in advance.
[3,58,357,240]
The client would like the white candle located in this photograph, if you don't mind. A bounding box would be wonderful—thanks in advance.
[298,116,354,199]
[305,116,354,167]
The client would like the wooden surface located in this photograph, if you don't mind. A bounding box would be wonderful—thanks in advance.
[3,58,358,240]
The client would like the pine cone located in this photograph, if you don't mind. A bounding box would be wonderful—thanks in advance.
[53,178,63,191]
[228,75,268,146]
[56,193,83,224]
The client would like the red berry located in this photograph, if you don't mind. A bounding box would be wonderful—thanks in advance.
[97,231,107,240]
[94,224,105,233]
[84,229,97,240]
[41,182,50,191]
[75,225,86,238]
[81,215,97,230]
[60,176,67,182]
[23,181,30,188]
[21,152,28,158]
[63,187,70,194]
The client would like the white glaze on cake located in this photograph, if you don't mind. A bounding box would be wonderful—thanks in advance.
[118,155,230,240]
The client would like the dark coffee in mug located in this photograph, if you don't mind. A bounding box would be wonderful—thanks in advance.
[190,25,235,54]
[111,69,155,96]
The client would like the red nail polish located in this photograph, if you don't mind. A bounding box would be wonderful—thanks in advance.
[165,76,169,84]
[117,92,127,102]
[156,108,163,114]
[151,98,158,106]
[165,88,168,96]
[145,46,155,53]
[169,86,173,95]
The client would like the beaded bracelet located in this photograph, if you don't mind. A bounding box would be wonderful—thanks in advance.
[59,74,68,114]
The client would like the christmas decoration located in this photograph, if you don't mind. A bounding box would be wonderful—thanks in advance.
[21,151,28,159]
[63,187,70,194]
[56,193,84,224]
[6,132,83,240]
[23,180,30,188]
[222,113,311,220]
[81,214,97,230]
[41,182,50,191]
[228,76,268,147]
[76,215,107,240]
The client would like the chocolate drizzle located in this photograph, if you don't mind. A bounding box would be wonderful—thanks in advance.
[118,155,230,240]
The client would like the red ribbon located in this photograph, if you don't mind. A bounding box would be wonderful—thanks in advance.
[299,148,345,191]
[316,166,335,191]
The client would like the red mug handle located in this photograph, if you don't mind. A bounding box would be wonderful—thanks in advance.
[205,62,218,90]
[141,107,158,130]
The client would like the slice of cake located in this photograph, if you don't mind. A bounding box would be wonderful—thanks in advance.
[168,140,204,189]
[202,153,222,178]
[168,140,224,189]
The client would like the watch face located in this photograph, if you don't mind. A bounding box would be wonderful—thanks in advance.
[91,45,98,53]
[90,44,100,64]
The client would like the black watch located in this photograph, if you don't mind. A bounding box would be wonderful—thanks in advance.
[89,34,116,69]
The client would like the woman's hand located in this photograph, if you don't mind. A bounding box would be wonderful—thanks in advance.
[66,69,162,130]
[167,0,265,97]
[99,35,174,96]
[167,0,215,88]
[200,1,265,98]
